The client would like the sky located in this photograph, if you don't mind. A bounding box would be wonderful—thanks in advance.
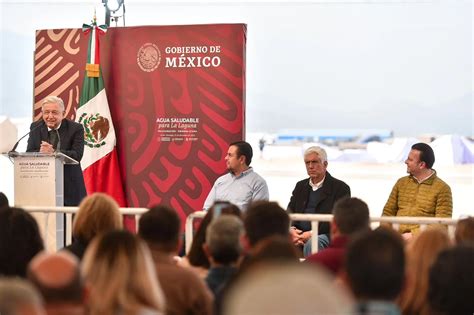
[0,0,472,137]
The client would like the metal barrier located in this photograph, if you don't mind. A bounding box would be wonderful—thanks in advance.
[185,211,458,254]
[23,206,148,251]
[23,206,458,254]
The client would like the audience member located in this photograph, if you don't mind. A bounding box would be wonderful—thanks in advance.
[139,205,213,315]
[287,145,350,255]
[399,228,451,315]
[240,235,300,272]
[214,202,292,315]
[203,215,244,295]
[428,245,474,315]
[344,227,405,315]
[0,191,9,209]
[181,202,241,278]
[454,216,474,246]
[223,263,353,315]
[63,192,122,260]
[382,143,452,240]
[28,251,85,315]
[243,201,290,250]
[0,278,45,315]
[0,207,44,277]
[203,141,269,211]
[82,230,165,315]
[306,197,370,275]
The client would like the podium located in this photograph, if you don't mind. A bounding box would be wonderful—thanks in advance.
[5,152,78,206]
[2,151,78,249]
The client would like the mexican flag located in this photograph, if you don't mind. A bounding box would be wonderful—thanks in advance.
[76,16,135,231]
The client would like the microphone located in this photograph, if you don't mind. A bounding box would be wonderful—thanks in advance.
[9,121,44,154]
[55,128,61,153]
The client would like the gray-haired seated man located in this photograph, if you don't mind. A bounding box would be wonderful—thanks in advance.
[287,146,350,256]
[203,214,244,295]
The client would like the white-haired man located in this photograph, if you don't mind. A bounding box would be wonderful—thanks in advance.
[27,96,86,206]
[287,146,350,256]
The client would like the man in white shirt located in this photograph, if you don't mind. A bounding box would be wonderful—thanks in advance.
[203,141,269,211]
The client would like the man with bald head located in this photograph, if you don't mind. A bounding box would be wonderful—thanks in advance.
[28,251,85,315]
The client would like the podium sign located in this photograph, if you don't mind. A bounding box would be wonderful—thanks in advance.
[7,151,78,206]
[3,151,78,250]
[14,155,63,206]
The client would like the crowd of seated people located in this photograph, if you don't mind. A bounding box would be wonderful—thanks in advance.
[1,190,473,315]
[178,202,241,279]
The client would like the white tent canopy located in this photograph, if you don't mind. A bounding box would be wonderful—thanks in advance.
[431,135,474,166]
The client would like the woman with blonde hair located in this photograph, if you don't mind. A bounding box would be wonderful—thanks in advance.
[63,192,122,260]
[399,228,451,315]
[82,230,165,315]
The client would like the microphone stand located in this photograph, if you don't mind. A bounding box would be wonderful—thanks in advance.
[55,128,61,154]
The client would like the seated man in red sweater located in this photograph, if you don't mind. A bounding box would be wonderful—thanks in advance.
[306,197,370,275]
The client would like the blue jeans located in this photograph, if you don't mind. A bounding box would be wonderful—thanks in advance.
[303,234,330,257]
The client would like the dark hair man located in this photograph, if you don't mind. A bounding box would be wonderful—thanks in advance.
[243,201,290,248]
[306,197,370,274]
[26,96,86,206]
[0,207,44,278]
[428,245,474,315]
[344,228,405,314]
[0,191,8,210]
[214,202,291,315]
[28,252,85,315]
[287,145,350,256]
[454,216,474,245]
[139,205,213,315]
[203,141,269,211]
[382,142,452,240]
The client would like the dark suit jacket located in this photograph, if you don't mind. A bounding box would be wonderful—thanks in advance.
[287,172,350,235]
[63,238,88,261]
[26,119,87,206]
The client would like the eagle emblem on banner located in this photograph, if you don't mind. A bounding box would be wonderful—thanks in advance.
[137,43,161,72]
[78,112,110,148]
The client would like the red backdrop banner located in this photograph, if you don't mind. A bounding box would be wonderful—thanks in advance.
[34,24,246,220]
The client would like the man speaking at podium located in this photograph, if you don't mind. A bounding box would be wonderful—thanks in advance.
[26,96,87,206]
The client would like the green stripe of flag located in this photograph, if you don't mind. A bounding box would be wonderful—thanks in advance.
[78,69,104,108]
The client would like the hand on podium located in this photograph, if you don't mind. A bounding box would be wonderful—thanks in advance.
[40,141,55,154]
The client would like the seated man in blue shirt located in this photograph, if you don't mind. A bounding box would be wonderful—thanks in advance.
[203,141,269,211]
